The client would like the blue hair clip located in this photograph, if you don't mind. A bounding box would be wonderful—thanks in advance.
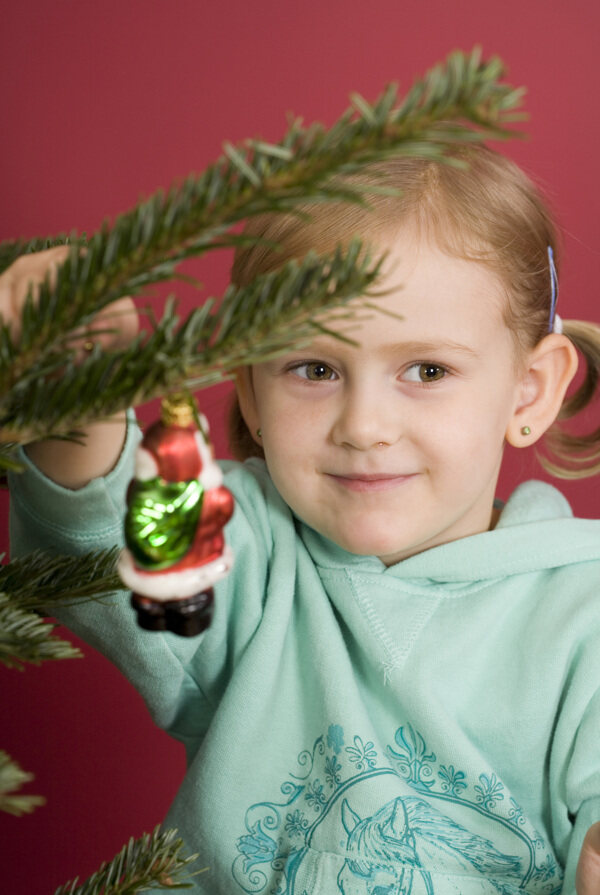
[547,245,559,333]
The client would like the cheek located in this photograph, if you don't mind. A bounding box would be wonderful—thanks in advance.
[419,404,505,476]
[260,427,313,501]
[262,417,308,465]
[260,393,330,451]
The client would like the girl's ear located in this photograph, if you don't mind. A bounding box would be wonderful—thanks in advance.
[234,367,262,446]
[505,334,579,447]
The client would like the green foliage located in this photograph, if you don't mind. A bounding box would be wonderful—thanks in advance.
[0,242,381,448]
[0,548,122,611]
[53,827,203,894]
[0,750,46,816]
[0,594,82,669]
[0,48,524,459]
[0,548,123,667]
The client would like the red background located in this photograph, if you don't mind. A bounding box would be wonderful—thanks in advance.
[1,1,599,891]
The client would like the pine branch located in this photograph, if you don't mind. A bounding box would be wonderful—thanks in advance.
[0,49,523,394]
[0,241,380,446]
[0,750,46,816]
[0,442,25,472]
[0,548,122,611]
[0,594,82,669]
[0,549,122,667]
[53,826,203,894]
[0,547,121,667]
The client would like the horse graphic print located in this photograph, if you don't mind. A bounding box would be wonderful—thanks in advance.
[232,724,563,894]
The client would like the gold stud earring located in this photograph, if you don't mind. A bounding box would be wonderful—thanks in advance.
[256,428,262,438]
[520,426,531,436]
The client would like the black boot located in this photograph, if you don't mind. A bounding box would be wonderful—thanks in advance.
[164,589,214,637]
[131,593,167,631]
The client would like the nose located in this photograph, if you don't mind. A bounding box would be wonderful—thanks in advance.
[330,380,400,451]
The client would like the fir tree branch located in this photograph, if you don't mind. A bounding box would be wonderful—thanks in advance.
[0,49,524,395]
[0,242,380,446]
[0,750,46,816]
[0,442,25,472]
[0,594,82,669]
[53,826,203,894]
[0,549,125,667]
[0,548,122,611]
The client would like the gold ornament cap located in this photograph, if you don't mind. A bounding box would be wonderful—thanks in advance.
[161,394,194,428]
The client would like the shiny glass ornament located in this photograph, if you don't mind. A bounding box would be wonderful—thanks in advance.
[124,477,204,569]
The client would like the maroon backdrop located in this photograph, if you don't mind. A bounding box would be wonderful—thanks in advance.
[1,1,599,891]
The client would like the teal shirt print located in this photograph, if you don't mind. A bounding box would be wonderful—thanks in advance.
[233,724,562,894]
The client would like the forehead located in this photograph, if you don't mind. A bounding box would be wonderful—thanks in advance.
[336,226,508,342]
[380,220,501,281]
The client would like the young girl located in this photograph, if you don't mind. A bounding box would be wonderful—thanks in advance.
[6,146,600,895]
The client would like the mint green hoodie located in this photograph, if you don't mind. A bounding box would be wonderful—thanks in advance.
[9,418,600,895]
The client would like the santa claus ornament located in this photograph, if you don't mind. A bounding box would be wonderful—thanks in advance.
[118,395,234,637]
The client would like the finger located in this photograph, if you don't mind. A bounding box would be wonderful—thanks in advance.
[0,280,13,327]
[91,297,140,350]
[576,821,600,894]
[1,247,72,340]
[12,245,71,306]
[68,296,140,359]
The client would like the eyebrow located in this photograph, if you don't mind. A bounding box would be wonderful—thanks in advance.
[307,336,481,360]
[383,339,481,359]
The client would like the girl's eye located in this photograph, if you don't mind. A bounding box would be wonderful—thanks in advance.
[291,362,337,381]
[403,363,447,384]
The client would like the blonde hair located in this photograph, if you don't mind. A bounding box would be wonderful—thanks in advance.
[229,145,600,477]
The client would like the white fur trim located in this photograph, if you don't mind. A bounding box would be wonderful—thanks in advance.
[195,432,223,489]
[200,465,223,489]
[118,547,234,600]
[135,447,159,481]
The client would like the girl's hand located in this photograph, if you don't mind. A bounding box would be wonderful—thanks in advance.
[576,822,600,894]
[0,245,138,349]
[0,247,139,488]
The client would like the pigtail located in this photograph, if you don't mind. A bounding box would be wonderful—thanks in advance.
[541,319,600,478]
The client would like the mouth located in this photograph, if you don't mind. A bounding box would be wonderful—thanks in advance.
[326,473,417,493]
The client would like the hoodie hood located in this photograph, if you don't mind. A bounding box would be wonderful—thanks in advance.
[300,480,600,584]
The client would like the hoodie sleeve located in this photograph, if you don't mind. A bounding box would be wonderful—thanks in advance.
[7,414,274,745]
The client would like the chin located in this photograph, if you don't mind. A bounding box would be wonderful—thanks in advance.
[333,528,407,560]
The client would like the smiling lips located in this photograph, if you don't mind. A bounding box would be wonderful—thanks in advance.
[326,473,416,492]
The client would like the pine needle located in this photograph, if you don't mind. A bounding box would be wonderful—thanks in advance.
[53,827,204,894]
[0,593,82,670]
[0,548,122,611]
[0,750,46,816]
[0,549,124,668]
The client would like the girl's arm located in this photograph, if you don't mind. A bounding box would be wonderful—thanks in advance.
[0,247,138,488]
[5,249,274,740]
[25,413,129,489]
[3,250,210,731]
